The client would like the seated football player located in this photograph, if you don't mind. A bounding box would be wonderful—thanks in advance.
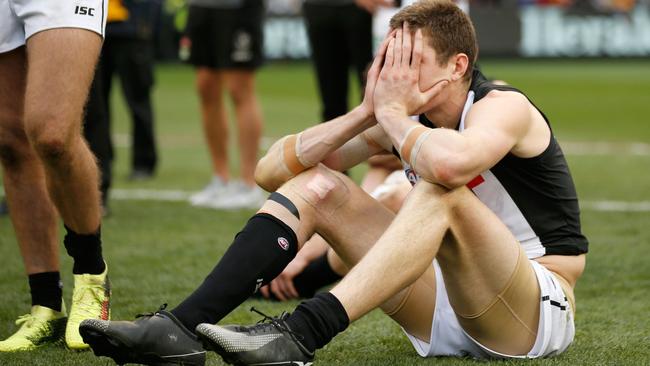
[79,1,587,365]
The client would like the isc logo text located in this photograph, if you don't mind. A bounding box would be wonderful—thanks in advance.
[75,6,95,16]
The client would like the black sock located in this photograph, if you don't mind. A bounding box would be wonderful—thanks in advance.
[63,225,105,275]
[285,292,349,352]
[172,213,298,331]
[293,254,342,298]
[29,272,63,312]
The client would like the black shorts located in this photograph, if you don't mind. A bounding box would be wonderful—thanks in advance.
[185,3,264,70]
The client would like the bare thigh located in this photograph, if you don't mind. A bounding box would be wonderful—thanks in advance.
[435,185,540,355]
[23,28,101,140]
[0,47,27,146]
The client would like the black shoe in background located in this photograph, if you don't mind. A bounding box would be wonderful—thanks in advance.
[196,308,314,366]
[80,304,206,366]
[0,199,8,216]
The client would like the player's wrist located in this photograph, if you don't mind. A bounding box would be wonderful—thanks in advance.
[350,105,376,128]
[375,104,408,124]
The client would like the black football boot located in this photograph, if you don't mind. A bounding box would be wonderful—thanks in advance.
[196,308,314,366]
[80,304,206,366]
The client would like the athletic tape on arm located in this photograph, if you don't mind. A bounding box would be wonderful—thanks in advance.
[282,134,309,175]
[399,126,431,168]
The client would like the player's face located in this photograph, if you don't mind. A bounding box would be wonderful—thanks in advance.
[414,34,456,113]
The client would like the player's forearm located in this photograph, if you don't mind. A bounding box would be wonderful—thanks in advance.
[377,110,477,188]
[299,106,375,166]
[255,107,374,191]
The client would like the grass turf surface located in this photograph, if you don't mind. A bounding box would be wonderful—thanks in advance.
[1,60,649,365]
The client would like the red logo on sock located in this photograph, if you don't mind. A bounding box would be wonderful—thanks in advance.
[277,237,290,251]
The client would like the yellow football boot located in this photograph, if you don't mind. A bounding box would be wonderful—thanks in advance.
[65,264,111,350]
[0,304,67,352]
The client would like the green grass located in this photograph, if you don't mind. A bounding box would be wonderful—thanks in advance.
[1,60,650,365]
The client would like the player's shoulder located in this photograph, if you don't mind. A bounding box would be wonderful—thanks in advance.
[471,89,530,120]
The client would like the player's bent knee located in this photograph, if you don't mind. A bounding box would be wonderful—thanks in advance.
[281,166,350,215]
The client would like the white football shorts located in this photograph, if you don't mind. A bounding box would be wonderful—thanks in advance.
[404,260,575,359]
[0,0,107,53]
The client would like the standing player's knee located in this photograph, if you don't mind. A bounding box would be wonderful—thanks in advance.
[228,84,252,106]
[226,75,254,105]
[196,75,220,101]
[0,124,31,168]
[24,114,72,165]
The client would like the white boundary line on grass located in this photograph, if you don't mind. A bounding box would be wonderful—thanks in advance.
[109,188,650,213]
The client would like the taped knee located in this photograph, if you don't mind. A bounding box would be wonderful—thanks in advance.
[287,167,349,216]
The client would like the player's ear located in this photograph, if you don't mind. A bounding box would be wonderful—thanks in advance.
[449,53,469,82]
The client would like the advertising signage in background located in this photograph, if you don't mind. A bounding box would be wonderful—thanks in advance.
[262,0,650,59]
[518,0,650,56]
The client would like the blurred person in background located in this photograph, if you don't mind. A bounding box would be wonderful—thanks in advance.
[101,0,161,181]
[83,68,112,215]
[0,0,111,352]
[303,0,394,123]
[185,0,266,209]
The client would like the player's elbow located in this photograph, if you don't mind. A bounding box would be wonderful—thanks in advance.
[419,153,468,189]
[254,158,282,192]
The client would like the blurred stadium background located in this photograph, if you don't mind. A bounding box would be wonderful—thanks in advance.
[1,0,649,365]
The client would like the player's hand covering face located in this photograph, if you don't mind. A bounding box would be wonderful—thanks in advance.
[359,30,396,120]
[373,22,449,118]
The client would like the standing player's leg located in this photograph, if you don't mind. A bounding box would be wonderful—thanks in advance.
[0,47,66,352]
[23,28,110,349]
[24,29,102,238]
[225,70,262,187]
[218,69,264,207]
[196,68,230,182]
[116,38,157,179]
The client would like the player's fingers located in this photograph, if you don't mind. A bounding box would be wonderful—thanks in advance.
[270,280,287,301]
[422,79,450,102]
[401,22,412,68]
[378,29,395,58]
[285,279,299,298]
[385,38,395,69]
[394,29,403,67]
[277,278,294,300]
[369,31,394,74]
[411,28,423,70]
